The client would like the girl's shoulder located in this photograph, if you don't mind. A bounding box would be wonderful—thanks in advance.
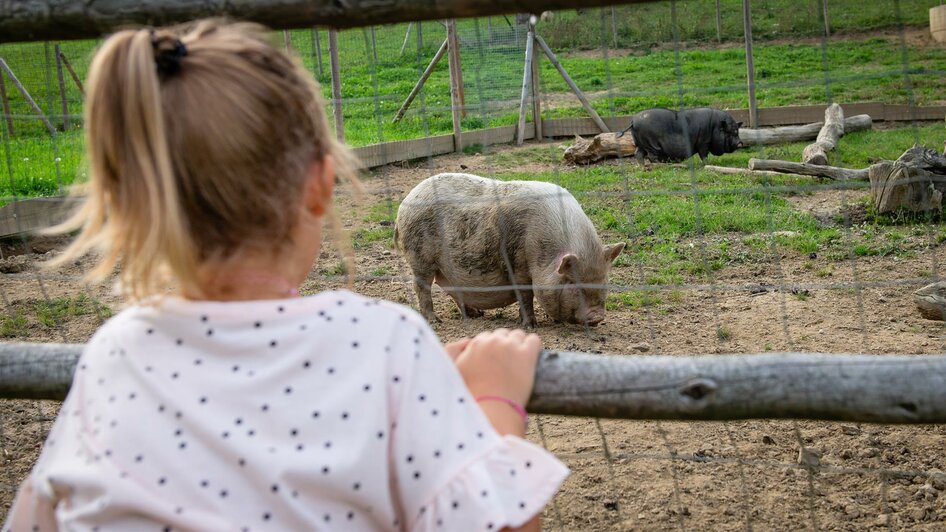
[86,290,434,356]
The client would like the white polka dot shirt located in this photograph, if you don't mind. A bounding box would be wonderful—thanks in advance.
[3,290,568,531]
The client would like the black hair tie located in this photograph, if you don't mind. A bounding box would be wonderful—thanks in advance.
[153,34,188,78]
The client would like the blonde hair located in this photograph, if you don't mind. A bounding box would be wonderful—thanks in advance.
[47,19,359,300]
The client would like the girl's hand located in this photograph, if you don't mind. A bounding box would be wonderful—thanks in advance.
[443,337,472,361]
[452,328,542,407]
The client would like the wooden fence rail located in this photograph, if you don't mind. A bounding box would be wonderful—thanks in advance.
[0,0,659,44]
[2,342,945,424]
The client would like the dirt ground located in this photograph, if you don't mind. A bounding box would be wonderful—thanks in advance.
[2,142,945,530]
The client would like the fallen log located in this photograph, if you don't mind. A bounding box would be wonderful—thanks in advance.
[740,114,871,147]
[802,103,844,165]
[703,165,786,178]
[748,158,869,181]
[563,133,636,164]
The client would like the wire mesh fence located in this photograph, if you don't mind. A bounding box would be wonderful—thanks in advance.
[2,0,946,529]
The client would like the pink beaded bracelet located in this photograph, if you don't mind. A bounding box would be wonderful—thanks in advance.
[475,396,528,426]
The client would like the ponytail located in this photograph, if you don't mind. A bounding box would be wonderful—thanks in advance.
[45,20,361,300]
[48,29,199,299]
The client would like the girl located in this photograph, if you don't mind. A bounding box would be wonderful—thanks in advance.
[3,20,567,531]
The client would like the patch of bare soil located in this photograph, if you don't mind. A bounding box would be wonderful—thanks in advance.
[3,142,945,530]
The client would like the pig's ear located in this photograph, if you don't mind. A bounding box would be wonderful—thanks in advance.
[605,242,626,263]
[557,254,579,279]
[736,121,743,128]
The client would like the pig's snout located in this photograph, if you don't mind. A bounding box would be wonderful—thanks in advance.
[735,140,745,149]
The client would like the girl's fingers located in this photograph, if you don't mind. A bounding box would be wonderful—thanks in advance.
[444,338,472,361]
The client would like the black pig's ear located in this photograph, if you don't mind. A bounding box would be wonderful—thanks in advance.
[557,254,579,279]
[737,121,743,128]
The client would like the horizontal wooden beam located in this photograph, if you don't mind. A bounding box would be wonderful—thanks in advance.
[0,0,654,44]
[3,342,945,423]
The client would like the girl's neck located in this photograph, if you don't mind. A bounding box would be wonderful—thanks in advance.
[205,269,301,301]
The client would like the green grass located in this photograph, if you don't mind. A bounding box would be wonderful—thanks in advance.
[34,294,111,327]
[352,226,395,249]
[483,123,946,288]
[1,2,943,198]
[541,0,934,50]
[0,294,111,337]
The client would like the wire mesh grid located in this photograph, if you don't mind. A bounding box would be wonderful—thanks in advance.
[2,1,946,529]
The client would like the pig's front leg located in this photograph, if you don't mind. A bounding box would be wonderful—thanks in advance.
[518,290,537,329]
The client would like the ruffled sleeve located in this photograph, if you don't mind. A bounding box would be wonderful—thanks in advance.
[411,436,568,531]
[385,310,569,531]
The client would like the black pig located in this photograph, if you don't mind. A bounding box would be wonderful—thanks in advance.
[618,107,743,164]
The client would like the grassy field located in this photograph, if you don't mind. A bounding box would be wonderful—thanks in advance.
[0,1,943,199]
[475,123,946,291]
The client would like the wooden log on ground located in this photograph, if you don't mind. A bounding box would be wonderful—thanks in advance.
[5,342,946,423]
[802,102,844,165]
[914,281,946,321]
[868,145,946,214]
[740,114,871,146]
[563,133,636,164]
[703,165,786,178]
[748,158,869,180]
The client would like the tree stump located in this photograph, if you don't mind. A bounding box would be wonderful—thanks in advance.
[868,145,946,214]
[802,103,844,165]
[914,281,946,320]
[563,133,636,165]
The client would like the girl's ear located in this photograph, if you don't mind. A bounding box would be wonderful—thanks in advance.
[304,155,336,216]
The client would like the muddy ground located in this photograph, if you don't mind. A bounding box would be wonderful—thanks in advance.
[2,142,945,530]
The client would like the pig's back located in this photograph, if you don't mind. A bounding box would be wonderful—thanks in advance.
[401,173,587,225]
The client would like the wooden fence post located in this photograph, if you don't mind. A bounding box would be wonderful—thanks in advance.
[610,6,619,47]
[399,22,413,55]
[392,39,448,123]
[283,30,292,53]
[0,68,13,136]
[446,20,463,151]
[822,0,831,37]
[58,50,84,95]
[715,0,723,42]
[54,44,69,130]
[328,29,344,142]
[742,0,758,129]
[312,28,324,77]
[0,58,56,136]
[534,36,609,134]
[531,31,543,141]
[516,25,535,145]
